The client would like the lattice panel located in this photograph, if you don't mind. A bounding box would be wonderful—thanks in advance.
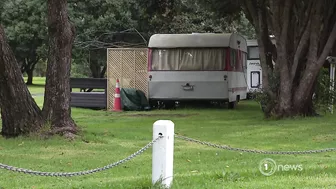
[107,48,148,110]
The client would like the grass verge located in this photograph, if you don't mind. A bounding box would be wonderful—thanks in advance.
[0,78,335,188]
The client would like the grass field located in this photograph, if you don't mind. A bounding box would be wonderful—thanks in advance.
[0,77,335,188]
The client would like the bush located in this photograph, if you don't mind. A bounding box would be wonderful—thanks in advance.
[251,71,279,114]
[250,68,336,115]
[313,67,336,113]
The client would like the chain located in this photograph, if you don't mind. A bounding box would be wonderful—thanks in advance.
[175,134,336,155]
[3,133,334,177]
[0,135,163,177]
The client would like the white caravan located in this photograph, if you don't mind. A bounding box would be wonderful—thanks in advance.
[147,33,248,109]
[246,39,262,98]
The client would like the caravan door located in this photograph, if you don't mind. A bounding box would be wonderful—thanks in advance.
[250,71,261,88]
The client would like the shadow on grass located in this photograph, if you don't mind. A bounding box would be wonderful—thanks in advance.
[153,100,263,112]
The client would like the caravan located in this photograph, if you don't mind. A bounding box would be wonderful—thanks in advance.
[246,39,262,98]
[147,33,248,109]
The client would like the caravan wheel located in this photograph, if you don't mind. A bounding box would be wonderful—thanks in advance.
[164,101,176,109]
[228,95,239,109]
[228,101,237,109]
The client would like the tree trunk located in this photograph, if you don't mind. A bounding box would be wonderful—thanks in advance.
[242,0,336,118]
[42,0,78,136]
[87,53,106,92]
[25,59,39,85]
[89,58,101,78]
[88,51,106,79]
[26,68,34,85]
[0,25,44,137]
[100,65,107,78]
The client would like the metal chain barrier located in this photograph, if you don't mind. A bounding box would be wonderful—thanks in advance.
[0,135,163,177]
[175,134,336,155]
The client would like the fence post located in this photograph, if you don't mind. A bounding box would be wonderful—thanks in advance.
[152,120,174,188]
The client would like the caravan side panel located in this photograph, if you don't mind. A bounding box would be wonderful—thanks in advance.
[148,71,229,100]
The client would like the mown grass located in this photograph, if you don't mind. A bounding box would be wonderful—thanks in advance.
[26,77,46,94]
[0,77,335,188]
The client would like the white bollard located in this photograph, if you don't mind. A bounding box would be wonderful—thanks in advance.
[152,120,174,188]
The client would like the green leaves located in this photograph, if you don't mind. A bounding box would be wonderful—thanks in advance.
[1,0,47,63]
[1,0,256,78]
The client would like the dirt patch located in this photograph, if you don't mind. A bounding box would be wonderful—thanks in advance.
[126,113,199,117]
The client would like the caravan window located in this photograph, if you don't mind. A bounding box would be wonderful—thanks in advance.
[241,52,247,70]
[247,46,259,59]
[230,49,237,68]
[230,49,247,71]
[151,48,226,71]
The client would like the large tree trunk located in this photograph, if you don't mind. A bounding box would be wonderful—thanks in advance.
[0,25,44,137]
[242,0,336,118]
[42,0,78,136]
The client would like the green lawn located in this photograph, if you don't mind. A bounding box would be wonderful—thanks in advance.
[0,78,335,188]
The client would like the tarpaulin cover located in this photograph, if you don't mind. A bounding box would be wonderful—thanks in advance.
[120,88,150,111]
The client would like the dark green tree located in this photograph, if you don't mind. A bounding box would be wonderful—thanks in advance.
[1,0,47,85]
[68,0,145,78]
[139,0,255,37]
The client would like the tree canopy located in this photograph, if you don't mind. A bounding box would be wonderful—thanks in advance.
[1,0,47,84]
[1,0,256,81]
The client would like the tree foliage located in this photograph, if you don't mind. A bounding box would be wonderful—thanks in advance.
[313,67,336,113]
[1,0,256,79]
[1,0,47,84]
[68,0,145,78]
[140,0,255,38]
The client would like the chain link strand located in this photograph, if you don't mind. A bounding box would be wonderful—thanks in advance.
[175,134,336,155]
[0,135,163,177]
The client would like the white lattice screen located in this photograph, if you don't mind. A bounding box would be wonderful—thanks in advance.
[106,48,148,110]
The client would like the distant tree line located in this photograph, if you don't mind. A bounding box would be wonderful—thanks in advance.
[0,0,255,84]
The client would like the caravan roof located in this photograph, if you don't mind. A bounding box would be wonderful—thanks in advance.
[247,39,258,46]
[148,33,247,52]
[247,38,277,47]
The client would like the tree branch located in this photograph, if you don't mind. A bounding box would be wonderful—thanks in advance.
[279,0,292,43]
[318,1,336,55]
[307,1,322,64]
[293,1,328,107]
[100,65,107,78]
[269,0,281,37]
[257,1,276,99]
[242,0,258,28]
[317,20,336,66]
[297,1,313,39]
[291,19,311,82]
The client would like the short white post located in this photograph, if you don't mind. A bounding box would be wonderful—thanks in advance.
[152,120,174,188]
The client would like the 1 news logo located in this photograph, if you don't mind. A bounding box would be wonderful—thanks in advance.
[259,158,303,176]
